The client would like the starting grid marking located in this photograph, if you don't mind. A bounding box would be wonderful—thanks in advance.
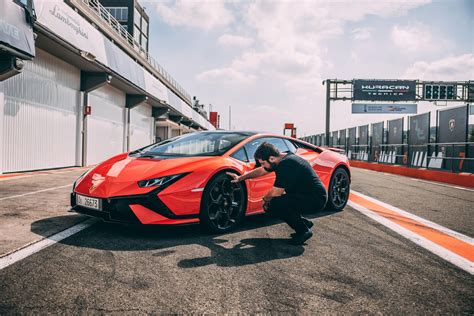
[348,190,474,275]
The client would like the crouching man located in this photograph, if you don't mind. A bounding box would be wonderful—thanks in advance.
[228,142,327,245]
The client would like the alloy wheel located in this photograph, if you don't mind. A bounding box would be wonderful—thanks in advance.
[206,176,244,231]
[331,170,350,209]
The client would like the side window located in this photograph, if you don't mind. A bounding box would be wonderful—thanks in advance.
[283,139,297,153]
[264,137,291,153]
[230,147,249,162]
[244,137,291,162]
[244,138,264,162]
[293,141,323,153]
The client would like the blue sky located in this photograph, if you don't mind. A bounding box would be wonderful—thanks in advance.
[142,0,473,135]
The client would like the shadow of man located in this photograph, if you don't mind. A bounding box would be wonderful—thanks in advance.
[177,237,305,269]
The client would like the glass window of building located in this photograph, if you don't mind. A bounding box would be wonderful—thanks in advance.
[119,7,128,21]
[105,7,128,21]
[142,17,148,33]
[14,0,28,7]
[141,34,147,50]
[134,26,141,45]
[105,7,114,17]
[134,8,141,28]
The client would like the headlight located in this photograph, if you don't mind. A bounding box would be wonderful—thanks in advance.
[138,174,184,188]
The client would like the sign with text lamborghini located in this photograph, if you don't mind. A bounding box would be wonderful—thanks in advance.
[353,80,416,101]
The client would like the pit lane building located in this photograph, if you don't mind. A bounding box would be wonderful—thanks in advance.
[0,0,215,174]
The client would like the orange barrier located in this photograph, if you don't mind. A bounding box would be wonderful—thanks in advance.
[350,160,474,188]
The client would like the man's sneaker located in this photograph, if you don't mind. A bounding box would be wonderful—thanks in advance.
[290,218,314,238]
[290,230,313,245]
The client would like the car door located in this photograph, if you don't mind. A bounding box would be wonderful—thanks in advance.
[239,137,293,213]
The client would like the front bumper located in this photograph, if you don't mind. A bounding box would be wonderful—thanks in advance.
[70,189,198,225]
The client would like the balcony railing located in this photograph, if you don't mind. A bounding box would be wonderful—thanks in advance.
[80,0,192,105]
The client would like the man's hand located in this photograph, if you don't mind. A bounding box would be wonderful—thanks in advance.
[226,172,241,183]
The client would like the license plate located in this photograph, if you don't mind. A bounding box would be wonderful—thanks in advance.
[76,194,102,211]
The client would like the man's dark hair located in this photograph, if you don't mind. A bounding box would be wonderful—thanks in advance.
[254,142,280,161]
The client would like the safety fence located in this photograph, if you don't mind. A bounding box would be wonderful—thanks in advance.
[301,105,474,173]
[339,143,474,173]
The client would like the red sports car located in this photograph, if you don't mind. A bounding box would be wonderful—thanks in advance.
[71,131,351,233]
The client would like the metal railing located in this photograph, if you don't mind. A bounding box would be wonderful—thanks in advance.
[80,0,192,105]
[423,142,474,173]
[346,144,370,162]
[345,142,474,173]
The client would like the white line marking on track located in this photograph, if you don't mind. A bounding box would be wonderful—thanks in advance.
[349,191,474,275]
[0,218,97,270]
[410,178,474,192]
[0,184,72,201]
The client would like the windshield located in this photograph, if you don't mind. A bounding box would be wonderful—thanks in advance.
[133,132,249,157]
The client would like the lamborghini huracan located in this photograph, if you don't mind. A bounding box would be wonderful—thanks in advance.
[70,131,351,233]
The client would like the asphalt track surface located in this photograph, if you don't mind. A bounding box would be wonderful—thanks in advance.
[0,167,473,314]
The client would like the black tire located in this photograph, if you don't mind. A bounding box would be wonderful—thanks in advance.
[325,167,350,211]
[200,172,246,233]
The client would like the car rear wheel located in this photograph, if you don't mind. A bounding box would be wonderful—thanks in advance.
[200,172,246,233]
[325,167,350,211]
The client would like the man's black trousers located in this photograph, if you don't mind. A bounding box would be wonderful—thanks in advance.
[266,193,327,233]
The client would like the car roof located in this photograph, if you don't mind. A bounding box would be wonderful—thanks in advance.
[197,130,306,142]
[197,130,261,136]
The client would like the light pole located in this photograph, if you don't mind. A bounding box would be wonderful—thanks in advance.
[323,79,331,146]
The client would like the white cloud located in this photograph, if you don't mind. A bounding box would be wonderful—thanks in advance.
[403,54,474,80]
[218,34,254,47]
[223,1,431,90]
[153,0,234,30]
[196,67,256,83]
[391,22,433,53]
[350,50,359,61]
[204,0,432,133]
[153,0,439,134]
[351,27,373,40]
[330,0,431,20]
[234,105,296,133]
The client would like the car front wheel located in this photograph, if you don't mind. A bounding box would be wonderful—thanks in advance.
[200,172,246,233]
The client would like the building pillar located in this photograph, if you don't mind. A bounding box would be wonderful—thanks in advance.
[125,107,130,151]
[125,94,148,151]
[124,107,129,152]
[75,92,84,167]
[80,72,111,166]
[81,92,89,166]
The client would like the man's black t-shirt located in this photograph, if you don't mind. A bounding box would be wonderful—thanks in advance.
[272,153,327,198]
